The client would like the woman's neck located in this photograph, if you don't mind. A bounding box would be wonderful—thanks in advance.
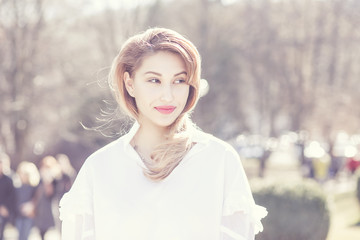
[132,121,170,157]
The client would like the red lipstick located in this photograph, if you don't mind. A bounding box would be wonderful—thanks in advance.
[155,106,176,114]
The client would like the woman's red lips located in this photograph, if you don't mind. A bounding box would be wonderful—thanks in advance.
[155,106,176,114]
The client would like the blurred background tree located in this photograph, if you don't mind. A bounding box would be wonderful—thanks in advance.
[1,0,360,170]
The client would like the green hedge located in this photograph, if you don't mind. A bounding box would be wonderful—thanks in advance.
[252,179,330,240]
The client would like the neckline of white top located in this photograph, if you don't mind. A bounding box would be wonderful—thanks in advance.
[122,122,211,176]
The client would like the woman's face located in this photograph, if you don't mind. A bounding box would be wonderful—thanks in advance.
[125,51,190,128]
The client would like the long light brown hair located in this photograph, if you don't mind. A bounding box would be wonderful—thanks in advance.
[109,28,201,181]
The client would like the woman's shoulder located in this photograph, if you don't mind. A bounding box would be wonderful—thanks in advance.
[83,135,128,165]
[196,129,236,149]
[195,129,239,159]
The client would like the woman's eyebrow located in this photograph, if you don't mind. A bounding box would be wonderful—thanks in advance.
[174,71,187,77]
[144,71,161,76]
[144,71,187,77]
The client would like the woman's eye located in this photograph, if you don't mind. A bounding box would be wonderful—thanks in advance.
[174,79,186,84]
[148,78,160,83]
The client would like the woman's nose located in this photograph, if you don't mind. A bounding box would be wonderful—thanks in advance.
[160,84,174,102]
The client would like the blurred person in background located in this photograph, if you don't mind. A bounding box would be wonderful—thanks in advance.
[59,28,267,240]
[312,154,331,183]
[0,153,16,240]
[15,161,40,240]
[55,154,76,200]
[346,155,360,175]
[35,156,61,240]
[53,154,76,232]
[345,145,360,175]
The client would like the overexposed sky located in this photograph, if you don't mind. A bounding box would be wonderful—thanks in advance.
[79,0,241,13]
[81,0,156,13]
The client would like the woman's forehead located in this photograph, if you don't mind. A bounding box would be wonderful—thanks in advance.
[136,51,187,76]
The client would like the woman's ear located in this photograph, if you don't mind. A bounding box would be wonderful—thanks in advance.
[124,72,135,97]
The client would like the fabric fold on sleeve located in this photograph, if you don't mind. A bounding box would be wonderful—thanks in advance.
[59,191,93,221]
[59,159,95,240]
[222,191,267,235]
[221,148,267,240]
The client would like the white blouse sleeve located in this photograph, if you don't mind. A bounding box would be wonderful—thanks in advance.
[221,148,267,240]
[59,159,95,240]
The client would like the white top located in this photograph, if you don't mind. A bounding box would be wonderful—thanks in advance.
[59,123,267,240]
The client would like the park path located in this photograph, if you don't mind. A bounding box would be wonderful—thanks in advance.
[325,178,360,240]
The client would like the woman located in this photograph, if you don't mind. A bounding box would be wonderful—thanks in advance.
[35,156,60,240]
[60,28,267,240]
[0,153,16,240]
[15,162,40,240]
